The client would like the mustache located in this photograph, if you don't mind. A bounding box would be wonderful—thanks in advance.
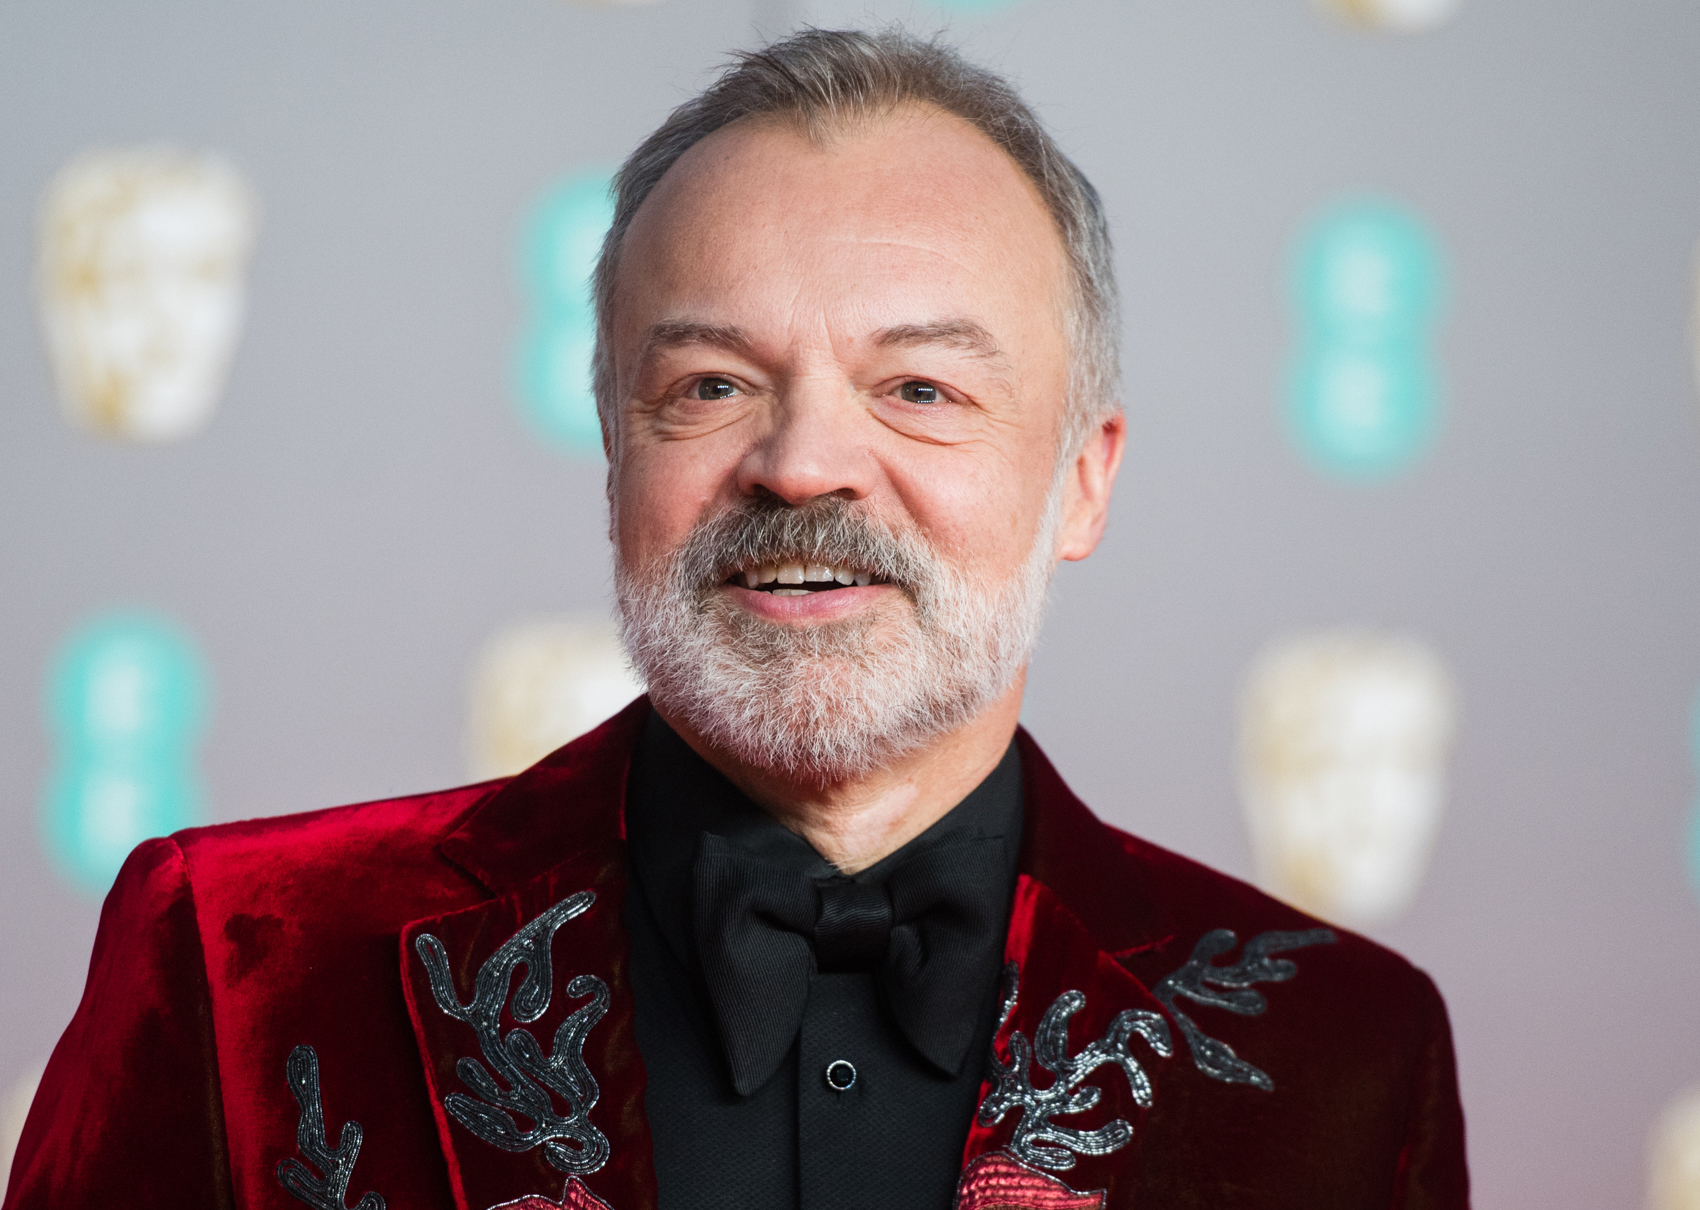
[669,494,936,594]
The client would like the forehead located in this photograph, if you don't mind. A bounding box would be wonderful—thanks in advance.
[612,104,1071,338]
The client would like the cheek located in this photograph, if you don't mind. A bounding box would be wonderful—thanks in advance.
[613,441,731,563]
[613,466,683,566]
[891,450,1049,574]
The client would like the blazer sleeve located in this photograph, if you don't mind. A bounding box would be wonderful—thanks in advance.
[1390,970,1470,1209]
[4,836,235,1209]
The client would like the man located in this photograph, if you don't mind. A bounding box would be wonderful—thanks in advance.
[6,28,1468,1210]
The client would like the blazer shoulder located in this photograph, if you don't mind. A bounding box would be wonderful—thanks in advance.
[158,778,513,938]
[171,777,509,866]
[1094,816,1434,996]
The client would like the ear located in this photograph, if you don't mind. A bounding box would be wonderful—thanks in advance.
[1055,410,1127,562]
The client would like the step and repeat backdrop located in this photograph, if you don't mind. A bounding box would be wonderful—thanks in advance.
[2,0,1698,1204]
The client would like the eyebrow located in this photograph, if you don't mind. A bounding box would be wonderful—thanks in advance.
[636,321,755,363]
[636,316,1010,369]
[872,319,1007,363]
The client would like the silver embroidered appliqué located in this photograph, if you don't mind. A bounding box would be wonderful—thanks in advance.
[978,926,1336,1171]
[414,890,612,1175]
[978,964,1173,1171]
[276,1044,386,1210]
[1151,927,1336,1091]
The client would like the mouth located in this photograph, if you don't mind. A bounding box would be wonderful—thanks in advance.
[722,560,887,597]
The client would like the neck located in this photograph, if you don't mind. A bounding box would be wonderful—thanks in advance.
[656,674,1026,874]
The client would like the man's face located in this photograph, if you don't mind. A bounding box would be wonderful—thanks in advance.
[607,106,1109,780]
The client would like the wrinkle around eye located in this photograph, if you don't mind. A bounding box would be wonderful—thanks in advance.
[869,397,996,449]
[630,383,756,441]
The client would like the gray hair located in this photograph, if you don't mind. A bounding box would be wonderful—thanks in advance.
[591,26,1121,466]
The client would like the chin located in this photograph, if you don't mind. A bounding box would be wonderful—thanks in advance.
[649,644,949,786]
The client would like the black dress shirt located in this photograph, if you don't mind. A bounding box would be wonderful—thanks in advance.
[623,709,1024,1210]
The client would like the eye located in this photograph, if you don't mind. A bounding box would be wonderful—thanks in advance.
[695,376,738,401]
[897,380,940,405]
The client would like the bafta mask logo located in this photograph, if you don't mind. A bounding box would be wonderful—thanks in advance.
[1238,632,1456,928]
[466,615,644,780]
[1647,1086,1700,1210]
[36,147,259,442]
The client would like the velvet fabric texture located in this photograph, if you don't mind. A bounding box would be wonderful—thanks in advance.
[3,698,1467,1209]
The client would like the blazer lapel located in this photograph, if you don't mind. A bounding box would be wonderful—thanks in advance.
[400,700,658,1210]
[955,731,1177,1209]
[395,710,1180,1210]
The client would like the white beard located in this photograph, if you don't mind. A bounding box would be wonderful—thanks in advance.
[615,484,1063,784]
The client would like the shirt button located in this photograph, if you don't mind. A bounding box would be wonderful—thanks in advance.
[824,1059,857,1092]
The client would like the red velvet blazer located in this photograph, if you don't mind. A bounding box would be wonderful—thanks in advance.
[4,699,1467,1210]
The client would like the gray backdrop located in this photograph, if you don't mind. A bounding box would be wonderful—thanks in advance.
[3,0,1698,1204]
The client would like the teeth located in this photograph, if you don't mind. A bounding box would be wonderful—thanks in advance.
[771,588,809,597]
[736,561,878,591]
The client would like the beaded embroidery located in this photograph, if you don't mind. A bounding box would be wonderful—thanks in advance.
[979,964,1171,1170]
[414,890,611,1175]
[276,1044,386,1210]
[1152,928,1336,1091]
[978,926,1336,1172]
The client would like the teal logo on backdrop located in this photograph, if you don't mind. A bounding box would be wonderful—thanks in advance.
[513,170,616,459]
[1287,200,1447,480]
[43,613,210,894]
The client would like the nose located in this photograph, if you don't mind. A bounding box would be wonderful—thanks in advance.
[734,375,875,506]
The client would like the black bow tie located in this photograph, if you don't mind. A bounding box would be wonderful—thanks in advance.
[692,830,1009,1096]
